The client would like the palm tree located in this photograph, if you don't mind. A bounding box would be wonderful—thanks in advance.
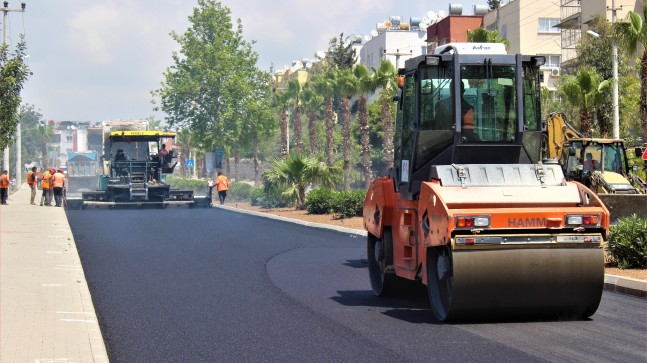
[286,79,304,151]
[336,69,357,190]
[353,64,379,188]
[273,89,291,156]
[372,59,397,170]
[559,67,609,137]
[615,4,647,141]
[311,71,337,167]
[263,152,342,209]
[301,83,323,155]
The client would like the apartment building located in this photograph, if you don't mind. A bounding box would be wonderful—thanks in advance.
[484,0,562,89]
[557,0,640,66]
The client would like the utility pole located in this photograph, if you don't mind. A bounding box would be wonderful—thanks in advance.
[1,1,26,185]
[608,0,621,139]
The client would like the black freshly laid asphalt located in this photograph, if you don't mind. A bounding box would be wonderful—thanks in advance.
[65,206,647,363]
[2,183,645,363]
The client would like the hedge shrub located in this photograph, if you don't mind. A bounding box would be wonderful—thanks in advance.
[227,182,252,202]
[249,186,293,208]
[305,188,336,214]
[165,176,206,190]
[330,189,366,219]
[608,214,647,269]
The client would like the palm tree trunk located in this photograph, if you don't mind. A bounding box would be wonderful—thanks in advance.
[298,187,306,210]
[280,110,289,156]
[293,104,303,151]
[381,99,394,170]
[234,148,240,181]
[581,108,593,137]
[325,98,334,167]
[596,107,609,138]
[308,112,318,155]
[253,136,260,185]
[342,97,352,190]
[358,95,371,188]
[641,51,647,142]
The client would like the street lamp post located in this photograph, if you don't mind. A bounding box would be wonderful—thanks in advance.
[609,0,621,139]
[1,1,26,185]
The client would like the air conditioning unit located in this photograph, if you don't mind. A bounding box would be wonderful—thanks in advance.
[551,68,560,77]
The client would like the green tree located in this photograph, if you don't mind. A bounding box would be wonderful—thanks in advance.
[273,88,291,156]
[286,79,303,151]
[311,71,337,167]
[325,33,357,71]
[615,4,647,142]
[146,116,164,131]
[559,67,609,137]
[372,59,397,170]
[577,15,614,135]
[153,0,271,164]
[353,64,379,187]
[263,152,342,209]
[0,37,30,153]
[19,104,52,167]
[301,83,323,155]
[488,0,501,10]
[336,69,357,190]
[466,28,510,50]
[241,79,276,183]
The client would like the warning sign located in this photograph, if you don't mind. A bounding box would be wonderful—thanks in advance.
[642,148,647,160]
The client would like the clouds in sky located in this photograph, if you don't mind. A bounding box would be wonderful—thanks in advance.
[12,0,480,123]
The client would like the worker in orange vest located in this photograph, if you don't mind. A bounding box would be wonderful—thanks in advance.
[40,168,52,206]
[51,169,66,207]
[0,170,9,205]
[215,171,229,205]
[27,166,37,205]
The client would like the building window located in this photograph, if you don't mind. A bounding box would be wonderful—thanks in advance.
[545,55,561,68]
[500,24,507,39]
[538,18,560,33]
[66,135,73,142]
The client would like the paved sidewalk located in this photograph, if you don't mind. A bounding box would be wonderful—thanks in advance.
[0,185,108,363]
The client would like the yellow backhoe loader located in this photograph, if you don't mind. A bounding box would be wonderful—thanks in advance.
[545,112,647,220]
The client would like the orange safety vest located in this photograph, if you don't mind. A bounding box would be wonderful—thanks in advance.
[462,108,475,130]
[216,175,229,192]
[41,171,51,189]
[52,172,65,188]
[0,174,8,188]
[27,171,37,185]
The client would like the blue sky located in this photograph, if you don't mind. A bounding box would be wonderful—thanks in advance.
[6,0,482,124]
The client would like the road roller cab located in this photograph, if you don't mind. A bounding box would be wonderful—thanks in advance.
[363,43,610,322]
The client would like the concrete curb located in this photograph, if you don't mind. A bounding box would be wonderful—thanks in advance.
[215,204,368,237]
[604,274,647,298]
[216,204,647,300]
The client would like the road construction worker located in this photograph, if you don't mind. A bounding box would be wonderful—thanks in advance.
[40,168,52,206]
[52,169,66,207]
[27,166,37,205]
[216,171,229,205]
[0,170,9,205]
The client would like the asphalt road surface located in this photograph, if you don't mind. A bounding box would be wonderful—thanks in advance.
[66,207,647,363]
